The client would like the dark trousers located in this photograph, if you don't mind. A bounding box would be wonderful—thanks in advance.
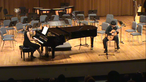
[103,35,119,51]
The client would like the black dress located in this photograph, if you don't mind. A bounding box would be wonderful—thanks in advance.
[23,31,40,52]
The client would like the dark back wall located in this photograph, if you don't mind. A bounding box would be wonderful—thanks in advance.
[0,0,145,19]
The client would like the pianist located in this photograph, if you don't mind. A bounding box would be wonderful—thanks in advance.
[23,25,42,58]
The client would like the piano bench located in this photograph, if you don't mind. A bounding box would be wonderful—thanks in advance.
[48,42,72,51]
[19,45,34,61]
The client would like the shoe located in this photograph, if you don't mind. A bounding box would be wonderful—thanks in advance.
[117,47,120,50]
[104,50,107,53]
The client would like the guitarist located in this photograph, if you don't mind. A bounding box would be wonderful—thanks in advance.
[103,21,120,53]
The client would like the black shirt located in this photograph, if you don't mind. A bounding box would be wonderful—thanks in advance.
[105,25,118,35]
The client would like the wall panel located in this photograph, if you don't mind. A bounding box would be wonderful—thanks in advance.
[100,0,110,16]
[40,0,50,8]
[92,0,101,16]
[0,0,145,19]
[0,0,4,19]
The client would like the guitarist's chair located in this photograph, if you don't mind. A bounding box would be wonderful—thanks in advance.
[99,39,117,59]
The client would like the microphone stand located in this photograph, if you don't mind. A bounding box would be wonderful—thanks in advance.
[118,20,125,44]
[74,15,89,50]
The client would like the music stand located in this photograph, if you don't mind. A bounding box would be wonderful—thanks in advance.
[76,14,85,22]
[74,14,89,49]
[32,22,41,28]
[43,13,52,22]
[50,15,55,21]
[88,10,97,14]
[23,18,28,24]
[90,15,100,26]
[28,13,38,22]
[138,12,146,16]
[9,21,17,27]
[75,11,84,17]
[59,12,66,20]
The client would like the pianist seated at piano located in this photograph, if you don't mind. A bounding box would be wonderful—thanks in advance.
[23,25,42,58]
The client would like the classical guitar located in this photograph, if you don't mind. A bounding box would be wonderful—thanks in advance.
[107,25,123,41]
[107,29,118,41]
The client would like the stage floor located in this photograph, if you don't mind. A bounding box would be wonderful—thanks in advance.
[0,16,145,67]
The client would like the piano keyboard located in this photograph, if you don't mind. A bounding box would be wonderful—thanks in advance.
[33,37,44,44]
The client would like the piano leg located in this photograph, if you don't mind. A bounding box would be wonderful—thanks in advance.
[91,37,94,50]
[51,46,55,58]
[43,46,55,58]
[45,46,49,57]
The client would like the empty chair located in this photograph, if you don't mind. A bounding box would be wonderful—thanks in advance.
[3,20,11,27]
[3,9,13,19]
[106,14,114,19]
[59,12,66,20]
[76,14,85,25]
[0,27,15,51]
[130,24,143,44]
[20,16,27,23]
[40,15,47,23]
[71,11,79,25]
[88,14,99,26]
[82,21,88,25]
[64,19,72,27]
[30,20,39,26]
[97,22,109,40]
[11,17,19,23]
[15,23,24,34]
[62,14,71,20]
[30,20,40,30]
[40,15,47,26]
[4,19,16,35]
[52,15,59,21]
[105,14,114,24]
[139,15,146,26]
[0,27,14,38]
[20,16,29,27]
[125,21,137,41]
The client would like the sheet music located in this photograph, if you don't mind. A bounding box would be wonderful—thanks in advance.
[42,26,49,35]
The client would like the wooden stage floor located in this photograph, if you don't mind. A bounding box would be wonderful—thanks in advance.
[0,16,145,67]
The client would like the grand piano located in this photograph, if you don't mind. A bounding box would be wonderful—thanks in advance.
[34,25,97,58]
